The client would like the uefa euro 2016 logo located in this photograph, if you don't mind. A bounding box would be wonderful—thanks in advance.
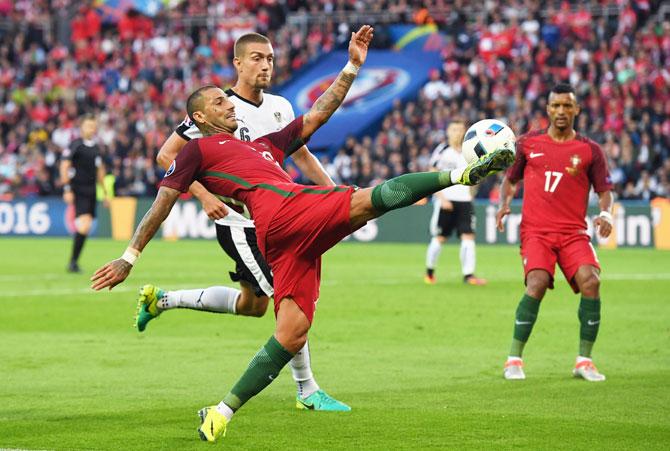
[296,67,409,113]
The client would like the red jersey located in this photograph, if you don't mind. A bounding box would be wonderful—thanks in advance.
[160,117,310,253]
[506,130,613,234]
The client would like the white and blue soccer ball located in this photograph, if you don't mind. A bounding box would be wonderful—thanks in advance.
[461,119,516,164]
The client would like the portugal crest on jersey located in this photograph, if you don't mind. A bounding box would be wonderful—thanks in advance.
[566,154,582,176]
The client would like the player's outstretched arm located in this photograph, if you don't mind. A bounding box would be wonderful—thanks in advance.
[90,186,181,291]
[301,25,374,140]
[496,176,517,232]
[158,131,228,220]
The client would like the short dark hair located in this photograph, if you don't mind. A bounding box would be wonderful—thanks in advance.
[186,85,218,124]
[234,33,271,58]
[549,83,576,96]
[80,113,96,124]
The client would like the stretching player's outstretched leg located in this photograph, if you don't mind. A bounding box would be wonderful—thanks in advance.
[91,25,512,442]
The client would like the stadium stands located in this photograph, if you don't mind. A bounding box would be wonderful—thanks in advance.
[0,0,668,202]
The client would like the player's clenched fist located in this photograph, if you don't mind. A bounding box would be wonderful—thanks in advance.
[91,259,132,291]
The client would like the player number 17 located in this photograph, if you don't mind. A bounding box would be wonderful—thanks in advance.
[544,171,563,192]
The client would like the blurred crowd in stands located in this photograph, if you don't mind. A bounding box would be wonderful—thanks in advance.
[0,0,668,203]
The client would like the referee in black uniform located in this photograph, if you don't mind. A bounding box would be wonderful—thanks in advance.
[59,115,109,273]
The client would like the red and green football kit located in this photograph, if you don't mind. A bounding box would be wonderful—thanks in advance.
[506,130,613,292]
[160,117,354,322]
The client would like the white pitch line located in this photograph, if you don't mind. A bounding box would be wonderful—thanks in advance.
[1,274,668,297]
[0,273,227,282]
[0,283,225,298]
[0,273,69,282]
[318,273,670,285]
[0,286,137,298]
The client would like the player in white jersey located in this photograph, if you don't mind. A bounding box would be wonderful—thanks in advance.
[137,33,350,411]
[424,120,487,286]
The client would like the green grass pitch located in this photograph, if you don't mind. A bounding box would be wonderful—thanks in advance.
[1,238,669,450]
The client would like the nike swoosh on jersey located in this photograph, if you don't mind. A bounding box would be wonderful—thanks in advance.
[529,152,544,158]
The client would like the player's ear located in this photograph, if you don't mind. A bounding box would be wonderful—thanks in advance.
[192,110,206,125]
[233,57,242,70]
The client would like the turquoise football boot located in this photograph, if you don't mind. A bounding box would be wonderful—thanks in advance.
[296,390,351,412]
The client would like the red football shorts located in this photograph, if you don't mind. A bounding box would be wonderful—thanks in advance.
[520,231,600,293]
[264,186,354,323]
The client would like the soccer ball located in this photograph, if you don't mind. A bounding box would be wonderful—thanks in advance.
[461,119,516,164]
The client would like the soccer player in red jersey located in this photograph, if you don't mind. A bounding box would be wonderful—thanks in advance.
[496,84,614,382]
[91,25,514,441]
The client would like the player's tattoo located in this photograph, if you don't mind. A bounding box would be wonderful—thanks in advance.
[314,71,356,114]
[303,71,357,136]
[129,187,180,251]
[199,122,220,137]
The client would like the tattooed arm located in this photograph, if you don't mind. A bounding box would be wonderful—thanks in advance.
[301,25,374,140]
[91,186,181,290]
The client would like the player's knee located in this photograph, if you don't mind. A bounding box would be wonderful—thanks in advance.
[275,328,307,354]
[275,299,310,353]
[526,271,550,299]
[247,298,269,317]
[579,272,600,297]
[236,293,269,317]
[349,188,378,229]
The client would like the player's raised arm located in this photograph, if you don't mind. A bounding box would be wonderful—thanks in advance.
[301,25,374,140]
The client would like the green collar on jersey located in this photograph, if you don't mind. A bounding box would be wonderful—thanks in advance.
[201,170,348,198]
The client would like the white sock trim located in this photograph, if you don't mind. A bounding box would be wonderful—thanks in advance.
[450,167,465,184]
[216,401,234,421]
